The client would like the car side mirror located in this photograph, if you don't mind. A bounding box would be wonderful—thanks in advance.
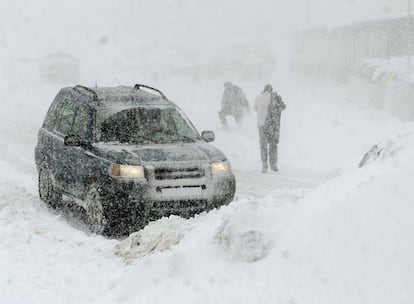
[64,134,84,147]
[201,130,215,142]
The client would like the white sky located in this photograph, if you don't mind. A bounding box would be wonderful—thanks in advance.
[0,0,409,47]
[0,0,410,86]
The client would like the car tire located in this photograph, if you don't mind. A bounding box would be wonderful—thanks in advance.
[38,162,62,208]
[86,184,109,235]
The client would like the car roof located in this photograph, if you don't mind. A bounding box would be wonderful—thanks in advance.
[60,85,173,107]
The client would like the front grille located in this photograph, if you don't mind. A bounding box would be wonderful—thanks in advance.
[151,199,207,210]
[147,199,210,220]
[154,167,205,180]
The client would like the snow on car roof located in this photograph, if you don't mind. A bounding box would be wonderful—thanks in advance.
[94,86,171,106]
[65,85,172,107]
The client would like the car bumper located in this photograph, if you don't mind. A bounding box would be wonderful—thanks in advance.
[97,173,236,233]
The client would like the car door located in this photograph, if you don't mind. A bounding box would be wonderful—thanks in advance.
[67,103,93,197]
[53,101,91,197]
[52,99,77,193]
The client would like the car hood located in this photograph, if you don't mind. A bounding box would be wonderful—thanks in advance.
[92,142,227,165]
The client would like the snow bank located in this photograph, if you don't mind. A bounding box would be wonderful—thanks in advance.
[0,179,123,304]
[275,132,414,304]
[347,57,414,120]
[104,132,414,304]
[214,219,269,262]
[114,215,193,264]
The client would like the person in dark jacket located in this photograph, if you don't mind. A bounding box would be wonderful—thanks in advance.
[218,82,250,128]
[254,84,286,173]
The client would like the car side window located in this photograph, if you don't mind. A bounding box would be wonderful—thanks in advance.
[72,106,89,140]
[43,95,63,130]
[54,101,77,136]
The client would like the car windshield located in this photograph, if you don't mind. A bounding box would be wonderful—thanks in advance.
[95,106,200,144]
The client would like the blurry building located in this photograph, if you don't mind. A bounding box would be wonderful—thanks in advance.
[291,15,414,80]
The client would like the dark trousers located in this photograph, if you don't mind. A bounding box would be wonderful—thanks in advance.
[258,126,278,170]
[219,110,243,127]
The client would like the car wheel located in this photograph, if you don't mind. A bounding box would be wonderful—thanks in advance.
[38,162,62,208]
[86,185,108,235]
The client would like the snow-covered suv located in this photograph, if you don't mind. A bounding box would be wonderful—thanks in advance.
[35,85,235,235]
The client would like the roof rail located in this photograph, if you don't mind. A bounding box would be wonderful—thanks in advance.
[73,85,98,101]
[133,84,167,99]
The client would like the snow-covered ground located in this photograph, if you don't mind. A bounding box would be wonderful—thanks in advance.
[2,1,414,303]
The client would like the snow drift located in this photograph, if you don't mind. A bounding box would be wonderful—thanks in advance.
[105,131,414,304]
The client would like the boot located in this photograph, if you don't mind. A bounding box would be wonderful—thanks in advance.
[271,167,279,172]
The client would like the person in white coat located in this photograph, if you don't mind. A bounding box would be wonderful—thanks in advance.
[254,84,286,173]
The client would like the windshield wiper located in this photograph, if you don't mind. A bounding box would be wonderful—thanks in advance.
[133,134,154,143]
[178,135,197,143]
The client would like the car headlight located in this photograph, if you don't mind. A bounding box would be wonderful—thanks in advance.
[110,164,145,179]
[211,160,232,176]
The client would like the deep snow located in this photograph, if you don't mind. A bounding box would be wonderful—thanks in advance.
[2,1,414,303]
[2,71,414,303]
